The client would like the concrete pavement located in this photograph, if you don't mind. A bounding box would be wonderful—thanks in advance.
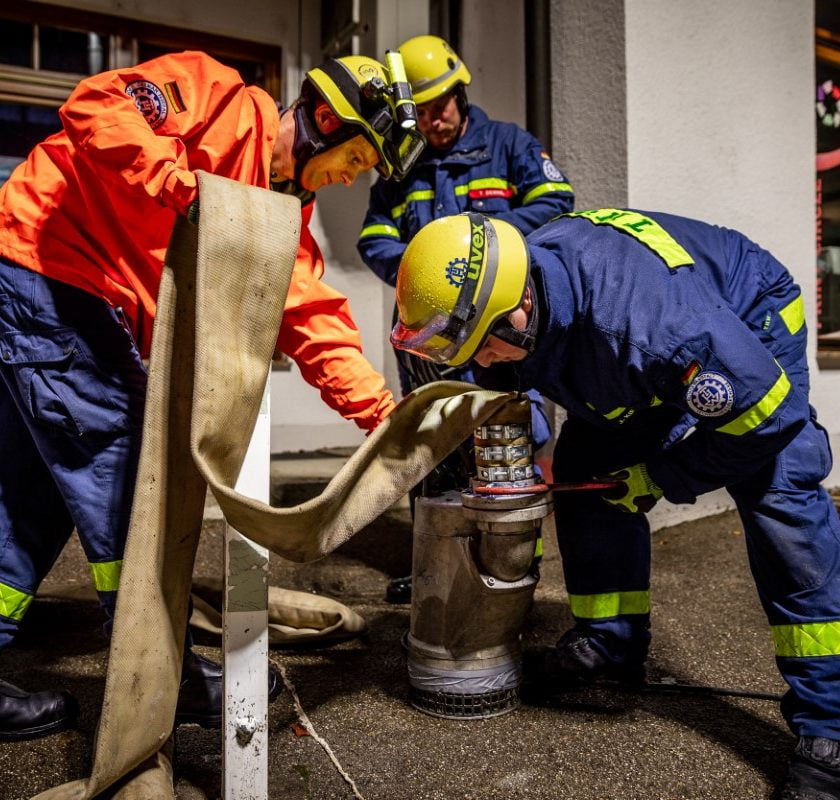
[1,451,838,799]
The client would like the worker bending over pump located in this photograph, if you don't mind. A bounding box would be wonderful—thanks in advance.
[0,49,422,741]
[391,209,840,800]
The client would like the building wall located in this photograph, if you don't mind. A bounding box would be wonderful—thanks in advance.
[625,0,833,419]
[459,0,526,126]
[550,0,837,526]
[550,0,628,209]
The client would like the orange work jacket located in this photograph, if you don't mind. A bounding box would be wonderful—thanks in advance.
[0,51,393,431]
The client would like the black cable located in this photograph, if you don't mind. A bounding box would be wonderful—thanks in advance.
[605,680,783,702]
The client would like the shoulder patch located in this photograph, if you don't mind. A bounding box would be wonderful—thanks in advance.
[541,158,564,182]
[686,371,735,417]
[125,80,168,129]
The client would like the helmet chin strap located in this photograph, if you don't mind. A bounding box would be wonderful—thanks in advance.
[454,85,470,128]
[487,280,539,355]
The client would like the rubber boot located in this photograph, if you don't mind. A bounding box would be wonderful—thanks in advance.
[0,678,78,741]
[174,650,281,728]
[781,737,840,799]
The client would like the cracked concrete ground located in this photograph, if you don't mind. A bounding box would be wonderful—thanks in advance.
[1,458,838,800]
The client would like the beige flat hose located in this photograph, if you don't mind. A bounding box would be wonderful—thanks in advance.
[33,172,516,800]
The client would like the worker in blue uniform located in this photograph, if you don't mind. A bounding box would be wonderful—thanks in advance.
[358,36,572,601]
[390,209,840,800]
[358,34,572,407]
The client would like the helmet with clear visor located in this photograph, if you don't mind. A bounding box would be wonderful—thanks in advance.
[391,213,530,367]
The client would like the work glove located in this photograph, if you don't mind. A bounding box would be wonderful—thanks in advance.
[600,463,663,514]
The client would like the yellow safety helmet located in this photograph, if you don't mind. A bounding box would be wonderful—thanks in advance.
[391,213,530,367]
[398,35,472,105]
[302,55,424,180]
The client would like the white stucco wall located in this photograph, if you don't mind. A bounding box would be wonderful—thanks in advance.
[625,1,838,433]
[625,0,840,518]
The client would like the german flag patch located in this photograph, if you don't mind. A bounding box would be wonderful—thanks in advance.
[164,80,187,113]
[681,361,701,386]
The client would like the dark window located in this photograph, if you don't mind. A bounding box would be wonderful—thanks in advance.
[0,21,33,67]
[0,103,61,157]
[39,27,107,74]
[0,103,61,185]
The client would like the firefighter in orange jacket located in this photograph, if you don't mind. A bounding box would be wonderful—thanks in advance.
[0,50,424,741]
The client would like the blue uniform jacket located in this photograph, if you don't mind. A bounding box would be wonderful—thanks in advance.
[496,209,809,503]
[357,105,574,286]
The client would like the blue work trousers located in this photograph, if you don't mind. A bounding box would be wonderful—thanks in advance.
[552,371,840,740]
[0,259,147,648]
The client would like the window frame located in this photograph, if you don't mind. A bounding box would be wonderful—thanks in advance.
[0,0,283,108]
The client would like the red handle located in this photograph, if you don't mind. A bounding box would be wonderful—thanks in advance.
[472,481,620,496]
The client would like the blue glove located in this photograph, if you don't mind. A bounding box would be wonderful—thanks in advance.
[601,463,663,514]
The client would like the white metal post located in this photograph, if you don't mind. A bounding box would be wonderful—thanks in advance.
[223,375,270,799]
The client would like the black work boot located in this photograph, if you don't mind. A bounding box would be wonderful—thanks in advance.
[781,737,840,799]
[175,650,281,728]
[0,678,78,741]
[524,629,646,692]
[385,575,412,604]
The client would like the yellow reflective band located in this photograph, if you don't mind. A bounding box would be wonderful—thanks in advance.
[0,582,34,622]
[391,190,435,220]
[772,620,840,657]
[454,178,516,196]
[89,560,123,593]
[359,223,400,240]
[716,370,791,436]
[534,536,543,558]
[569,590,651,619]
[522,181,573,205]
[779,295,805,335]
[650,395,663,406]
[563,209,695,269]
[603,406,627,420]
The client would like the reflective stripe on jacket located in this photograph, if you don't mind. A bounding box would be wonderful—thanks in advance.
[357,104,574,286]
[0,50,393,431]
